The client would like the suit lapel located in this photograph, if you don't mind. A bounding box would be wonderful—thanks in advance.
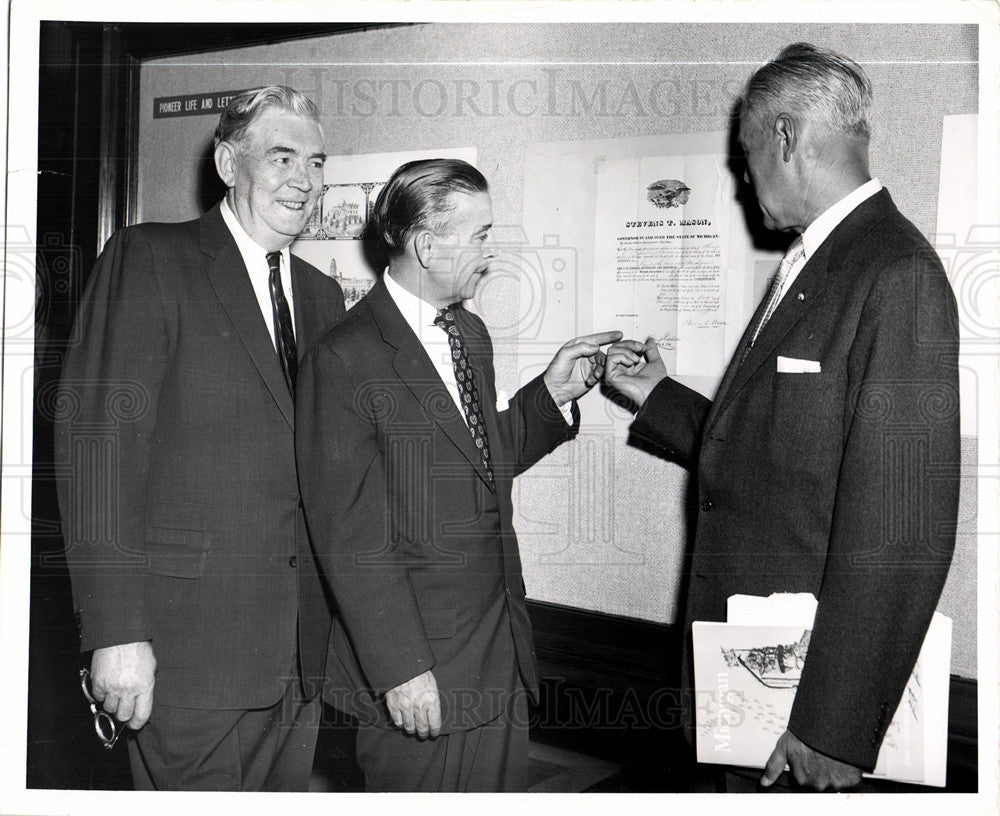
[708,247,833,427]
[366,280,494,488]
[706,189,893,432]
[703,281,775,432]
[198,205,295,430]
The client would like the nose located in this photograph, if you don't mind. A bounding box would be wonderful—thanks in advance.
[482,242,498,260]
[288,160,314,191]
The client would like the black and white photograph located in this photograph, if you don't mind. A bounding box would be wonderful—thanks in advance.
[2,1,996,814]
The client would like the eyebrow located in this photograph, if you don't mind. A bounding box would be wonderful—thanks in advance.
[474,223,492,235]
[265,145,327,161]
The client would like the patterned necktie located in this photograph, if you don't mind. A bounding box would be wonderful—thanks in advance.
[433,308,494,483]
[743,235,805,361]
[265,252,297,397]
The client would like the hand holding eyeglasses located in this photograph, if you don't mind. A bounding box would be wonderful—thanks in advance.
[80,641,156,747]
[80,668,124,749]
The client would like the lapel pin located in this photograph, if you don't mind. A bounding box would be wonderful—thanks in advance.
[797,292,805,301]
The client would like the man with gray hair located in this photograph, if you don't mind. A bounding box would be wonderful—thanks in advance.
[56,86,345,790]
[604,43,959,790]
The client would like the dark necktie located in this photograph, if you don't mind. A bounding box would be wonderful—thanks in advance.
[433,308,494,483]
[265,252,297,396]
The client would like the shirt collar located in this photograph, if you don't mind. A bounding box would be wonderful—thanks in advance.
[220,197,291,272]
[800,178,882,260]
[383,269,446,343]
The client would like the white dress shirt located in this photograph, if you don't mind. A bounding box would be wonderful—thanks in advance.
[776,177,883,302]
[220,198,296,348]
[383,271,574,427]
[384,270,468,421]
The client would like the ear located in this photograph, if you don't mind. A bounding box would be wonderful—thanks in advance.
[413,229,435,269]
[214,141,238,188]
[774,114,797,162]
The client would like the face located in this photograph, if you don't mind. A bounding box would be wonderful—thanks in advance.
[423,190,495,305]
[739,114,795,232]
[217,109,326,251]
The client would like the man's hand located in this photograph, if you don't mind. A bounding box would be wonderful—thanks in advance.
[385,670,441,739]
[543,330,624,406]
[602,338,668,410]
[761,729,863,791]
[89,641,156,730]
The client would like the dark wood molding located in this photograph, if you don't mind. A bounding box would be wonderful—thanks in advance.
[97,26,126,244]
[529,598,680,694]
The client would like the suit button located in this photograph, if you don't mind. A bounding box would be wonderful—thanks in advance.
[288,556,298,568]
[504,585,511,595]
[297,497,304,509]
[700,500,713,512]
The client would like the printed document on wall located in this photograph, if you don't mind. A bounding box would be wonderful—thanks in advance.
[593,150,750,385]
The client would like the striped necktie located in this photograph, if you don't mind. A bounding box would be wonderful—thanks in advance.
[743,235,805,362]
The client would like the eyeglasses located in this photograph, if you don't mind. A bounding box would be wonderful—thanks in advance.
[79,668,124,750]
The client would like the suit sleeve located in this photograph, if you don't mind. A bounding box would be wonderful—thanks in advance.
[296,343,436,694]
[54,228,169,652]
[499,373,581,477]
[456,309,580,476]
[629,376,712,467]
[787,245,960,770]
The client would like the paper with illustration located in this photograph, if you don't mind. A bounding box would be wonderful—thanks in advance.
[290,146,476,310]
[693,594,951,787]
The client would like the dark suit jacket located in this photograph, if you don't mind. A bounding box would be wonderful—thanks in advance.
[631,190,960,770]
[55,203,346,709]
[296,277,578,733]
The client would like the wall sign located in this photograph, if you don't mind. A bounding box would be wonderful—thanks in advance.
[153,90,246,118]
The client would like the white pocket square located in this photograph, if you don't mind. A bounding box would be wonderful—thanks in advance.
[776,356,821,373]
[496,390,510,412]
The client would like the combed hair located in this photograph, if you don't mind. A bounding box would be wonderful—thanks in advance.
[740,42,873,140]
[213,86,321,149]
[370,159,489,257]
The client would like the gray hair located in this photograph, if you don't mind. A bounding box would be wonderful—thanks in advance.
[213,86,321,149]
[740,42,873,140]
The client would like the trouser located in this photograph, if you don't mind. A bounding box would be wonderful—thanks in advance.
[127,677,321,791]
[354,679,531,792]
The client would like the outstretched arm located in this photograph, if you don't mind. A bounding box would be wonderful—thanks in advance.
[604,339,711,466]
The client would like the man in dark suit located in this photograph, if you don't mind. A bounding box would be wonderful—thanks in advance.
[604,43,959,791]
[55,86,345,790]
[296,158,619,791]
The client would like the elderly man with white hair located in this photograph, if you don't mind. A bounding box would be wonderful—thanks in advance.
[57,86,345,790]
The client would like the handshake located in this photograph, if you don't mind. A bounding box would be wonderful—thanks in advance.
[542,330,669,412]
